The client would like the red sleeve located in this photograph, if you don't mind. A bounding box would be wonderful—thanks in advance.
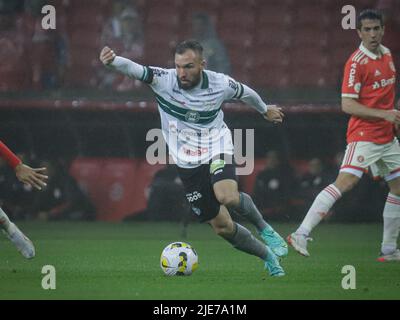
[341,57,363,99]
[0,140,21,169]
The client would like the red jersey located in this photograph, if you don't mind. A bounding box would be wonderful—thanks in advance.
[0,140,21,169]
[342,43,397,144]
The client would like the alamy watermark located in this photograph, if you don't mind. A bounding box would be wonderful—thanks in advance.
[41,5,56,30]
[342,5,357,30]
[341,265,356,290]
[145,122,255,176]
[40,4,359,31]
[41,265,56,290]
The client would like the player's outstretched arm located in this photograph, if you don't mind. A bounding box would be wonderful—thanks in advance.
[15,164,48,190]
[238,84,284,124]
[0,140,48,190]
[99,46,147,80]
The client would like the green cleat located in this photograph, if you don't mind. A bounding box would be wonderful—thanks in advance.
[264,245,285,277]
[260,226,288,258]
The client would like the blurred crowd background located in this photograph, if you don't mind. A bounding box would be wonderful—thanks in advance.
[1,0,399,96]
[0,0,399,224]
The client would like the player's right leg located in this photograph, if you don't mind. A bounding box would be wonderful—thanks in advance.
[214,182,288,258]
[0,207,35,259]
[209,205,285,277]
[176,164,284,276]
[288,142,377,257]
[210,156,288,258]
[288,172,359,257]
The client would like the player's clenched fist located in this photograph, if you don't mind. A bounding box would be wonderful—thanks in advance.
[100,46,116,65]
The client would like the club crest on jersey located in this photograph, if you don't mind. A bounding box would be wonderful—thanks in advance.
[357,155,364,163]
[185,111,200,123]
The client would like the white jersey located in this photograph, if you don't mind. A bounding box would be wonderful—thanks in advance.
[144,66,244,168]
[110,56,268,169]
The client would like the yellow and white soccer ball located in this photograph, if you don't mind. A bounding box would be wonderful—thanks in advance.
[160,242,199,276]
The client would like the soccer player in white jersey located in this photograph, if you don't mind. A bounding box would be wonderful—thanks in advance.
[100,39,288,276]
[288,9,400,262]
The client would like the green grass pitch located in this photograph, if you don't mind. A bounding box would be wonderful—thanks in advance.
[0,221,399,300]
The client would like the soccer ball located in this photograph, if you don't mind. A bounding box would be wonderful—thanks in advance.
[160,242,199,276]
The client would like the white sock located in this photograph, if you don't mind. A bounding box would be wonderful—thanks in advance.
[381,193,400,255]
[0,207,13,234]
[296,184,342,236]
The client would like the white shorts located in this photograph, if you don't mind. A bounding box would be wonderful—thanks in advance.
[340,138,400,181]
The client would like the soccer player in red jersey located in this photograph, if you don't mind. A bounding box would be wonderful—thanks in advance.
[288,9,400,261]
[0,140,48,258]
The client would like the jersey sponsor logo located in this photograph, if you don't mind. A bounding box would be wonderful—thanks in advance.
[381,76,396,87]
[180,128,202,137]
[185,110,200,123]
[348,63,357,87]
[170,95,186,105]
[202,90,222,97]
[182,146,209,157]
[203,100,217,107]
[229,79,238,91]
[173,126,217,138]
[152,68,168,77]
[372,76,396,89]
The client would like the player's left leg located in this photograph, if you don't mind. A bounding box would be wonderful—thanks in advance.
[213,178,288,258]
[176,160,284,275]
[208,205,284,276]
[378,176,400,262]
[0,207,35,259]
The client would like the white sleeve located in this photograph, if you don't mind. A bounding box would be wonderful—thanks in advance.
[239,84,268,114]
[109,56,153,83]
[223,75,268,113]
